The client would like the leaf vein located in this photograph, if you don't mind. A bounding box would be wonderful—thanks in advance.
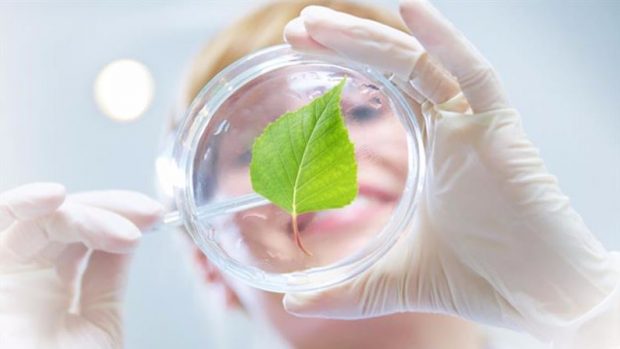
[290,87,341,213]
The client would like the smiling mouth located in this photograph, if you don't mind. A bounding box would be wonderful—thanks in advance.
[288,183,400,237]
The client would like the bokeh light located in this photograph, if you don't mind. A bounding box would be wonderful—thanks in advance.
[94,59,154,122]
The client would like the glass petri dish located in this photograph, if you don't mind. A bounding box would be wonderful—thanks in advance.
[172,45,426,293]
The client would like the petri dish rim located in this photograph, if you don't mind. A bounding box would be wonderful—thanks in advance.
[173,44,426,293]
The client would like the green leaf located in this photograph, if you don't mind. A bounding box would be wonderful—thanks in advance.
[249,78,358,255]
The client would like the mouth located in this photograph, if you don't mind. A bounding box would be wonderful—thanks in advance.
[293,183,400,236]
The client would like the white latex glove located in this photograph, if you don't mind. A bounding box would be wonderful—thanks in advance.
[0,183,163,349]
[283,2,620,348]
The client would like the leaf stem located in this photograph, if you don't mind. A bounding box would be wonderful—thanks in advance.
[291,213,312,256]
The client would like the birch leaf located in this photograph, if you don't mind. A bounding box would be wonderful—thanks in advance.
[250,79,357,254]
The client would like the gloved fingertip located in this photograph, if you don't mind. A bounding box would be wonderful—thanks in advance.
[283,278,368,318]
[283,293,317,316]
[112,191,166,227]
[104,224,142,253]
[25,182,66,213]
[283,291,341,318]
[299,5,332,24]
[75,204,143,253]
[399,0,432,23]
[2,182,66,220]
[283,17,330,55]
[399,0,428,9]
[70,190,165,231]
[139,200,165,231]
[33,182,67,198]
[283,17,305,43]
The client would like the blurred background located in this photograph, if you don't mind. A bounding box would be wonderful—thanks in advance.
[0,1,618,348]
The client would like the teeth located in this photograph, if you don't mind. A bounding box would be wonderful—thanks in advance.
[313,195,373,220]
[348,196,371,209]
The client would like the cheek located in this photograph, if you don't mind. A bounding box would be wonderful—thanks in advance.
[218,169,252,196]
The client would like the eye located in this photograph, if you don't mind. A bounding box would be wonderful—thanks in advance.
[348,105,380,122]
[236,148,252,166]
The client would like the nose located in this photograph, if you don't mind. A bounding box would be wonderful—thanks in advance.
[347,113,409,181]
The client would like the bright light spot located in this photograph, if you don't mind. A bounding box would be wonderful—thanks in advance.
[156,155,185,198]
[94,59,154,122]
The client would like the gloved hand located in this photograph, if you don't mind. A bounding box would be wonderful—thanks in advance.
[283,1,620,348]
[0,183,163,349]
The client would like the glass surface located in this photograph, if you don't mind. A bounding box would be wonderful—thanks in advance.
[172,45,425,292]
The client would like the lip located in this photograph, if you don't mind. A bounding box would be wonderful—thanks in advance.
[295,183,400,236]
[358,183,400,202]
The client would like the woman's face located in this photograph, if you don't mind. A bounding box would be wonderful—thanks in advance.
[203,71,408,270]
[190,73,477,347]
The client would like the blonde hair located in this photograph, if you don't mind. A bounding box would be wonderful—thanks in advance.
[171,0,406,130]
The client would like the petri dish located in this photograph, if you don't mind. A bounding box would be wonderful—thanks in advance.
[170,45,426,293]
